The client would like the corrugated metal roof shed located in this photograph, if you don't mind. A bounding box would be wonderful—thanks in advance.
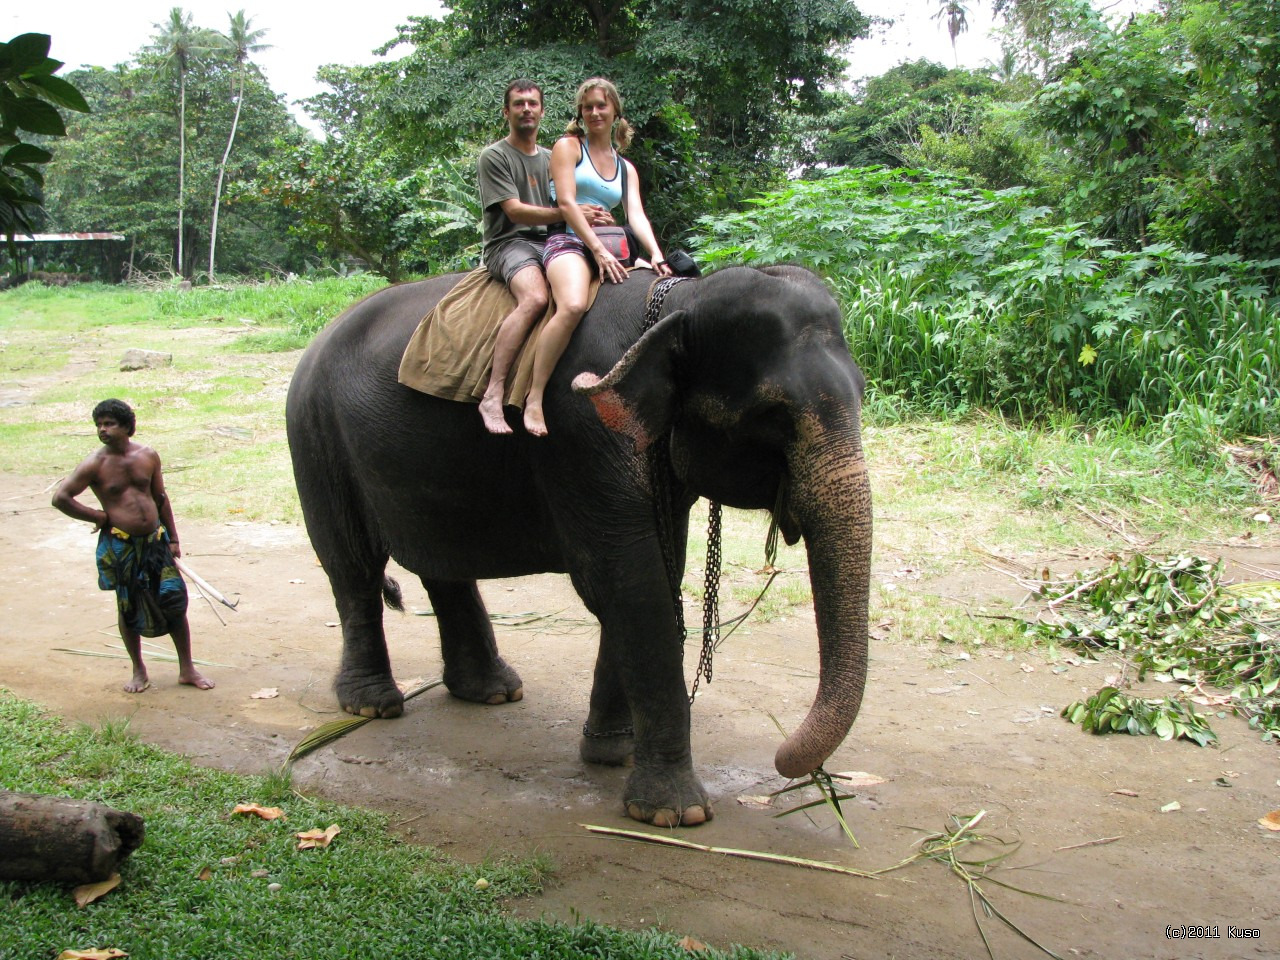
[12,233,126,241]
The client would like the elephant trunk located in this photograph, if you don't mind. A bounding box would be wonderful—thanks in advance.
[774,412,872,780]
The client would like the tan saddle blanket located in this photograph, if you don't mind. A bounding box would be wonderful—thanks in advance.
[397,267,598,408]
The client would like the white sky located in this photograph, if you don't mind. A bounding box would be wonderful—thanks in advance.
[5,2,1068,132]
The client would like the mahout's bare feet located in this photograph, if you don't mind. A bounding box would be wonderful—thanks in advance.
[124,672,150,694]
[180,669,215,690]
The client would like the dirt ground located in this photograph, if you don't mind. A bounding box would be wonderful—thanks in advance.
[2,468,1278,960]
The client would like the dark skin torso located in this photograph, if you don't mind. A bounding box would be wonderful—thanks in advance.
[52,417,180,553]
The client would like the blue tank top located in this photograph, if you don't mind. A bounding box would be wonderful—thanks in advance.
[551,139,624,235]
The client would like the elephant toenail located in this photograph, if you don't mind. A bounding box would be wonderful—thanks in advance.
[652,808,678,827]
[682,805,708,826]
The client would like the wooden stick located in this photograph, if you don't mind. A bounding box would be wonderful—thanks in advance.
[175,558,238,610]
[579,823,879,879]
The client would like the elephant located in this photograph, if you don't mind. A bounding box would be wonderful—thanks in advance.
[285,264,872,827]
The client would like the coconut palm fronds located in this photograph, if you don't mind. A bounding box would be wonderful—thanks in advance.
[283,677,442,770]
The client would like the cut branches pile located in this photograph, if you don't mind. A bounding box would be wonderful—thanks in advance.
[1031,553,1280,744]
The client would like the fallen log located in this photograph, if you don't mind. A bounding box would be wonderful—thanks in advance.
[0,791,144,885]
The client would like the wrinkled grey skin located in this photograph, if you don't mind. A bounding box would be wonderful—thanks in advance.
[285,265,872,827]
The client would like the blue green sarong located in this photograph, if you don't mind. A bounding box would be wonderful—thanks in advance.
[96,526,188,638]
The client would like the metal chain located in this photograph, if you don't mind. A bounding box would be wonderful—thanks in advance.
[638,276,725,706]
[689,501,722,702]
[643,277,693,650]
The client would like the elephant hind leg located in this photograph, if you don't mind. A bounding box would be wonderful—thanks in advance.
[331,575,404,719]
[423,579,523,704]
[303,501,403,717]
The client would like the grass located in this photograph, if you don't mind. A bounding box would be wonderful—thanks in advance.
[0,691,782,960]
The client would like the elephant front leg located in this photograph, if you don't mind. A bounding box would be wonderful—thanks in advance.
[424,579,523,704]
[334,586,404,719]
[581,640,635,766]
[591,591,712,827]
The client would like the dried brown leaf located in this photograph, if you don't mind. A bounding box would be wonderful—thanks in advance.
[678,935,709,952]
[56,950,128,960]
[196,866,213,881]
[296,823,341,849]
[1259,811,1280,831]
[232,802,285,820]
[1112,789,1139,798]
[249,688,279,700]
[72,874,120,908]
[736,795,774,808]
[831,771,887,787]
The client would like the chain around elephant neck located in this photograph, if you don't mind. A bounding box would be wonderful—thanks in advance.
[640,276,720,705]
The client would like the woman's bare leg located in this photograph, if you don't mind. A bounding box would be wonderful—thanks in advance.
[524,254,593,436]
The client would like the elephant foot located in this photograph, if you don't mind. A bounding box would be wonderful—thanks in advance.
[444,657,523,705]
[579,726,634,767]
[336,672,404,719]
[622,766,712,827]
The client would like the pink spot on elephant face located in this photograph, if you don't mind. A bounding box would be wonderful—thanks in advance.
[588,388,653,453]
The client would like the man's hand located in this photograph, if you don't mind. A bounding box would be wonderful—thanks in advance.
[579,204,615,227]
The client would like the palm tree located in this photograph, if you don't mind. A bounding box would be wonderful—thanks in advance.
[983,45,1025,85]
[933,0,971,67]
[148,8,224,278]
[209,11,270,282]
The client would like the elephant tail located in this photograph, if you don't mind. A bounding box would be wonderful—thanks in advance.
[382,576,405,612]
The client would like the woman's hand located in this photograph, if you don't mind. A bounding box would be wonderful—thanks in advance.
[594,248,628,284]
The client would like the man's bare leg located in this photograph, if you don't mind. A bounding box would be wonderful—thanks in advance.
[169,615,214,689]
[479,264,549,434]
[119,613,150,693]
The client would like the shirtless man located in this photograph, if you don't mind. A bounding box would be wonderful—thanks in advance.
[475,79,614,434]
[53,398,214,693]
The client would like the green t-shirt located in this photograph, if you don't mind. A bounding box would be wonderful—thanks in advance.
[477,139,553,258]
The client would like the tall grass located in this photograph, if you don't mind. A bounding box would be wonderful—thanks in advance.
[152,275,390,340]
[692,167,1280,440]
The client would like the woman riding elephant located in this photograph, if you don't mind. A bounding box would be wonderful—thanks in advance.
[523,78,672,436]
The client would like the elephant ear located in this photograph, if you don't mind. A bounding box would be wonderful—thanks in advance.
[571,309,686,454]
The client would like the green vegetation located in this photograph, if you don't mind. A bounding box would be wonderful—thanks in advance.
[0,33,89,249]
[693,167,1280,439]
[0,692,781,960]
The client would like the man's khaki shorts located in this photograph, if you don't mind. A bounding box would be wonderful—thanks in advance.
[485,239,546,285]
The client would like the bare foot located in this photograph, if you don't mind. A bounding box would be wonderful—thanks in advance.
[124,672,151,694]
[180,670,215,690]
[479,394,513,435]
[523,404,548,437]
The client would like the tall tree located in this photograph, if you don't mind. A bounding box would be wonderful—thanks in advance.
[46,60,308,279]
[147,8,224,278]
[208,10,269,282]
[315,0,871,242]
[933,0,971,67]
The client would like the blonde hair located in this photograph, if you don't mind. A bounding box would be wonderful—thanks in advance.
[565,77,634,153]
